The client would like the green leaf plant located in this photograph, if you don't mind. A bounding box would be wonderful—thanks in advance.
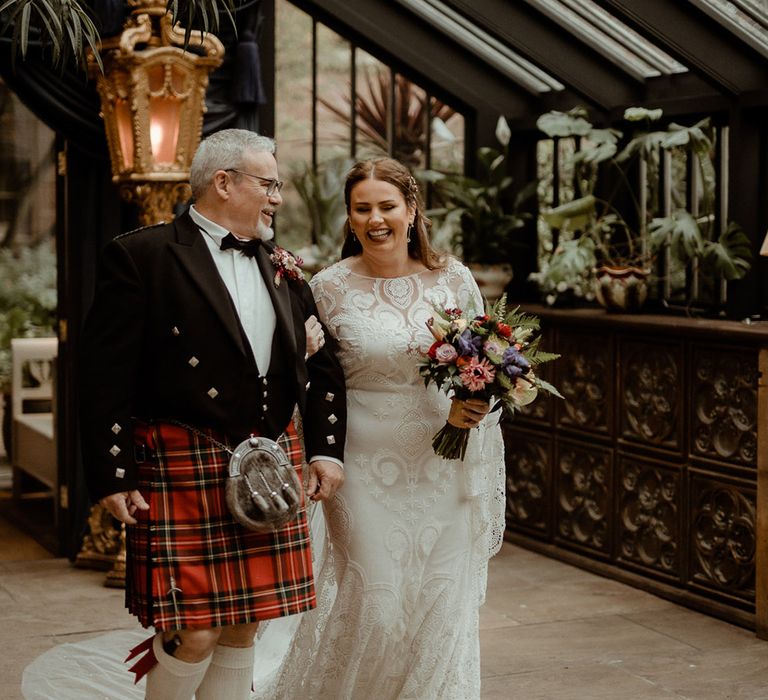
[289,157,353,273]
[531,106,752,308]
[0,0,236,72]
[420,116,534,264]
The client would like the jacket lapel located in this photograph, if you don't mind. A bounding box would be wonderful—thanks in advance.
[168,210,249,357]
[256,243,297,359]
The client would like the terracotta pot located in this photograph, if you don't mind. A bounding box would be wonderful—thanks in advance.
[594,265,650,312]
[467,263,513,302]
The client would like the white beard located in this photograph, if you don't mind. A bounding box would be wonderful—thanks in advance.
[257,222,275,241]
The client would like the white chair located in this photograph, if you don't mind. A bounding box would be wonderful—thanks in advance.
[10,337,58,499]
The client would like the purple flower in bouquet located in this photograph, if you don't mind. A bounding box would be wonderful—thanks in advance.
[502,346,530,378]
[456,329,482,357]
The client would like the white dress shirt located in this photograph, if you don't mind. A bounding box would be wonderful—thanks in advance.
[190,206,276,374]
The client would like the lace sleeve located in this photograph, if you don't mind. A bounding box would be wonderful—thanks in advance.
[453,260,485,316]
[308,265,346,336]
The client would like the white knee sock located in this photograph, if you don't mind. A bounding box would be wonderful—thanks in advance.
[194,643,255,700]
[144,633,212,700]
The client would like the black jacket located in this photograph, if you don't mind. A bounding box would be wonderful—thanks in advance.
[80,209,346,502]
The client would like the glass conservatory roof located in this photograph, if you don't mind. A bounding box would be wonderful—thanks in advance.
[690,0,768,58]
[523,0,688,78]
[296,0,768,115]
[393,0,565,94]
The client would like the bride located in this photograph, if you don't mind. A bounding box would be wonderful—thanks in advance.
[254,157,505,699]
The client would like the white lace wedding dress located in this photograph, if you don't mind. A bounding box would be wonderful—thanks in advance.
[254,258,506,700]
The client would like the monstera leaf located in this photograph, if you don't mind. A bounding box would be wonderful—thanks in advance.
[649,210,704,260]
[704,222,752,280]
[540,195,596,231]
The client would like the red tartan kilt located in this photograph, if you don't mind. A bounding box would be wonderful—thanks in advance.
[126,420,315,630]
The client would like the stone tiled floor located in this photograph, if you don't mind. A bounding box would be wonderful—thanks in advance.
[1,523,766,699]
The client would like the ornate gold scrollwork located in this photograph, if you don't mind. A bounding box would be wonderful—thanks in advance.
[74,504,123,570]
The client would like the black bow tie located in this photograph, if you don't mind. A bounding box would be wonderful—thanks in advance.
[220,233,263,257]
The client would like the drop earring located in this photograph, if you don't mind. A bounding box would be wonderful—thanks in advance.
[407,222,413,243]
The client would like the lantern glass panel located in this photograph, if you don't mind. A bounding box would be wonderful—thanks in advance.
[149,97,181,165]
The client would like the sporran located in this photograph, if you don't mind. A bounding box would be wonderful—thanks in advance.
[226,436,302,532]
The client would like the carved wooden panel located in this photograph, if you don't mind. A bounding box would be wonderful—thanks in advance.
[504,428,551,537]
[619,339,681,452]
[691,346,758,468]
[555,441,611,555]
[689,471,755,604]
[616,457,680,578]
[505,309,765,626]
[556,329,612,436]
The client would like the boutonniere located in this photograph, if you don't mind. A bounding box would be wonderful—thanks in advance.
[270,246,304,288]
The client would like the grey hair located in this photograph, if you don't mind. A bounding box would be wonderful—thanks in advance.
[190,129,276,200]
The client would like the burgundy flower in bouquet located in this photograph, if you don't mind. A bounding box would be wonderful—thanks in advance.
[419,295,561,460]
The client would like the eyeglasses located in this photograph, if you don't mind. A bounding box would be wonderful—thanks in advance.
[226,169,284,196]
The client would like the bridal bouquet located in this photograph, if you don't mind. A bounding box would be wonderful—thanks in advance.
[419,295,561,460]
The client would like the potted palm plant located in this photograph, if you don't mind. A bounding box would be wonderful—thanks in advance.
[288,157,352,275]
[532,107,751,311]
[421,116,533,299]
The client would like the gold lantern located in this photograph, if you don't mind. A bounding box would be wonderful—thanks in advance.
[89,0,224,225]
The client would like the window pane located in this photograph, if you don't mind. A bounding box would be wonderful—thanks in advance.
[275,0,313,252]
[316,23,352,163]
[0,78,57,422]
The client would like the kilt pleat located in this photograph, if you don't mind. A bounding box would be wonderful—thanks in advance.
[126,420,315,630]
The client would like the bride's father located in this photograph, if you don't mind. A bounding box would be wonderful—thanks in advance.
[79,129,346,700]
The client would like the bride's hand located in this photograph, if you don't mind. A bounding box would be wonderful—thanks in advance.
[304,315,325,359]
[447,398,490,429]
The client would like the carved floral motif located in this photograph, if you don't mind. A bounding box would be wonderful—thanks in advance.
[618,461,678,575]
[557,446,610,553]
[505,433,549,534]
[692,349,757,466]
[557,333,610,433]
[691,482,755,597]
[621,342,679,447]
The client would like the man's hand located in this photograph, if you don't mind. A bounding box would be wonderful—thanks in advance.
[447,397,490,429]
[99,490,149,525]
[305,460,344,502]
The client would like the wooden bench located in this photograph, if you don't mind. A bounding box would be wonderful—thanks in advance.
[11,337,57,499]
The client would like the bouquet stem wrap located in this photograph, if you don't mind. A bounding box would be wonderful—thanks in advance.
[433,422,471,460]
